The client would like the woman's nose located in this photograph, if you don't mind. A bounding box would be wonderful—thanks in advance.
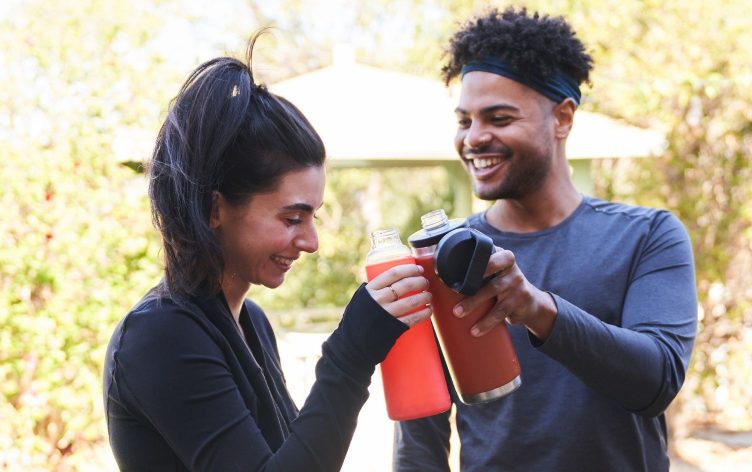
[295,225,319,254]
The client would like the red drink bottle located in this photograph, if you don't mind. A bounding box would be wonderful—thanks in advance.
[408,210,521,404]
[365,228,451,420]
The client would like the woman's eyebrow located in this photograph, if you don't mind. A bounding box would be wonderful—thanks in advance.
[283,203,315,213]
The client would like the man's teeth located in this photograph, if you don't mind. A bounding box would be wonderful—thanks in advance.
[471,157,502,169]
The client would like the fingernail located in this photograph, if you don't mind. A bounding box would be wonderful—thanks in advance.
[454,306,464,317]
[417,265,424,273]
[471,327,481,337]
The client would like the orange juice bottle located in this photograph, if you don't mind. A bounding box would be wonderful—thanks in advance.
[365,228,450,420]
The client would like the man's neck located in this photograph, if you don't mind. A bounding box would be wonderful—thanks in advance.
[485,183,582,233]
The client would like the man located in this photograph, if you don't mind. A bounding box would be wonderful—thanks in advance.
[394,7,697,472]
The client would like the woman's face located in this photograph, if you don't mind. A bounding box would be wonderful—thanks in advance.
[211,166,325,291]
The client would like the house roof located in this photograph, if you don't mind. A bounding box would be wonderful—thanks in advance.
[270,58,665,167]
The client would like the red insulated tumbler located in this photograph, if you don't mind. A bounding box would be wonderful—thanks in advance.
[365,228,451,421]
[408,210,521,404]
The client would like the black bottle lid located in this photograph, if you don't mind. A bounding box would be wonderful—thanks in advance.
[407,218,467,248]
[434,228,494,295]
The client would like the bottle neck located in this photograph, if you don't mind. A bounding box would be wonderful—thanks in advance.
[408,209,466,249]
[367,228,412,266]
[370,228,403,250]
[421,209,450,232]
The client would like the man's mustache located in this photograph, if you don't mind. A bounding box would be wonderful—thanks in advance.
[462,144,513,158]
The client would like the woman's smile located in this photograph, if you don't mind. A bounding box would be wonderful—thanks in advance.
[271,254,297,271]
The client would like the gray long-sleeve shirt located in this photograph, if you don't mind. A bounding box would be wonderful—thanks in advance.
[395,196,697,472]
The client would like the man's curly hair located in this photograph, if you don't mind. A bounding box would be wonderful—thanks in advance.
[442,7,593,87]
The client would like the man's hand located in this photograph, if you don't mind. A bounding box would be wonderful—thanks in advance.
[452,247,558,341]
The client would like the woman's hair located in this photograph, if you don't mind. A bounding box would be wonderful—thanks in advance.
[442,7,593,86]
[148,31,326,299]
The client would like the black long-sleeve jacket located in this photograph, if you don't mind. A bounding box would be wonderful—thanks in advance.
[104,284,406,471]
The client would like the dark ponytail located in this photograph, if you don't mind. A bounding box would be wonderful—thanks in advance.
[147,31,325,299]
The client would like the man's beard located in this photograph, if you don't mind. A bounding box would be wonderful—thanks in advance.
[467,143,552,201]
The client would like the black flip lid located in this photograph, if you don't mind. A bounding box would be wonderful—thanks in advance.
[434,228,494,295]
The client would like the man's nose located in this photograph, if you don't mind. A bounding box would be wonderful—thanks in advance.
[464,123,492,149]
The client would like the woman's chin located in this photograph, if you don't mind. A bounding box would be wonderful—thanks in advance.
[261,276,286,290]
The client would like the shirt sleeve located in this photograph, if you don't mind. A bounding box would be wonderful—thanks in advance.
[109,284,407,471]
[535,211,698,416]
[393,349,453,472]
[393,409,453,472]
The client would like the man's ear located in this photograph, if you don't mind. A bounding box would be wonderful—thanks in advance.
[209,191,223,230]
[554,98,577,139]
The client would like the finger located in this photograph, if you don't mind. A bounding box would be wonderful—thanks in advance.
[396,306,433,328]
[453,275,505,318]
[485,248,516,278]
[389,291,432,317]
[369,275,430,306]
[374,285,399,304]
[389,275,430,299]
[454,257,524,318]
[367,264,424,290]
[470,305,509,337]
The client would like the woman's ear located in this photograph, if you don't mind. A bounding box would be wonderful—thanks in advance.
[209,191,223,230]
[554,98,577,139]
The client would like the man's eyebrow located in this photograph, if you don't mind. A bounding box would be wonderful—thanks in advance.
[455,104,520,114]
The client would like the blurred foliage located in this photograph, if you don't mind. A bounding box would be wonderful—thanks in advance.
[1,0,751,469]
[0,1,170,468]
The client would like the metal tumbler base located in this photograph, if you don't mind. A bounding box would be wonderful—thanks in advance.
[461,375,522,404]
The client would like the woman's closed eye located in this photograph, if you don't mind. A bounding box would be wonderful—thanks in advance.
[285,212,318,226]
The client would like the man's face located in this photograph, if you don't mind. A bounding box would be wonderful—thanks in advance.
[454,71,556,201]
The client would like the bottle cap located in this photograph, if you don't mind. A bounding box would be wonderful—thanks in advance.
[408,218,467,248]
[434,228,494,295]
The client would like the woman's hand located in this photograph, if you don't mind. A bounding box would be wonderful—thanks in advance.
[365,264,432,327]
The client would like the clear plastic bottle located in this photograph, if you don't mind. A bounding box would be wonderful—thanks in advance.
[365,228,451,420]
[408,210,521,404]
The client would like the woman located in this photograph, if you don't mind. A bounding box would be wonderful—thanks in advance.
[103,33,431,471]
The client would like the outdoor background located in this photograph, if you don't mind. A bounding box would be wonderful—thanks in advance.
[1,0,751,470]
